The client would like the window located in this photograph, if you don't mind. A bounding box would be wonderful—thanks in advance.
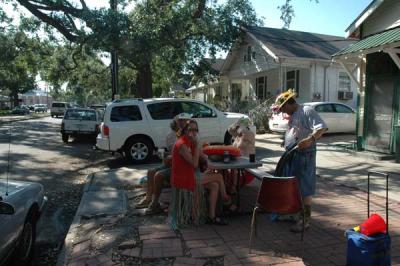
[147,102,182,120]
[334,104,353,113]
[286,70,300,96]
[65,110,96,121]
[255,76,267,100]
[244,46,255,62]
[231,83,242,101]
[111,105,142,122]
[339,72,351,91]
[215,85,222,97]
[314,104,334,113]
[181,102,214,118]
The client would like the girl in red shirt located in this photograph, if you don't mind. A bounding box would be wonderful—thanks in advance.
[170,119,229,229]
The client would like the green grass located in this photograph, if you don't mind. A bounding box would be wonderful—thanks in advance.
[0,110,11,116]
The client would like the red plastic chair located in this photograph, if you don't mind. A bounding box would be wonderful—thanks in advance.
[248,175,305,253]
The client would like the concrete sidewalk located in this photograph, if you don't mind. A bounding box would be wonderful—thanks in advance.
[58,134,400,266]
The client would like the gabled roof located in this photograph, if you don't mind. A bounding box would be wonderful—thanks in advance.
[244,26,356,60]
[202,58,225,74]
[345,0,384,38]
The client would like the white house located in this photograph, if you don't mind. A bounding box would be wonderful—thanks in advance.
[188,26,358,108]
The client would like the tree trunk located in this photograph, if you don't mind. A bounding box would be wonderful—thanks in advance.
[136,63,153,98]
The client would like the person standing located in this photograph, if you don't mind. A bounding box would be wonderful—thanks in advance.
[274,89,328,232]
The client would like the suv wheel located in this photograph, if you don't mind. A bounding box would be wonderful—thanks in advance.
[62,133,69,143]
[125,137,153,164]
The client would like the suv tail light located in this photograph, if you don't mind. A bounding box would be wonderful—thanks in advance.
[103,124,109,137]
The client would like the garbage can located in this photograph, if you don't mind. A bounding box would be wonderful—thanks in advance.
[395,125,400,163]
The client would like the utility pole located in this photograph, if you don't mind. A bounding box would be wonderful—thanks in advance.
[110,0,119,101]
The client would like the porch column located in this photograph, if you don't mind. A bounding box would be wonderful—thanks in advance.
[357,58,366,151]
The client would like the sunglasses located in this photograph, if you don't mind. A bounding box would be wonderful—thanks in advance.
[188,128,199,132]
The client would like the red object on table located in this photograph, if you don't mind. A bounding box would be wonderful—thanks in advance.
[203,145,241,156]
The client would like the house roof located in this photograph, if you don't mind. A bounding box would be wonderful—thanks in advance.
[345,0,384,38]
[244,26,356,60]
[333,26,400,58]
[202,58,225,73]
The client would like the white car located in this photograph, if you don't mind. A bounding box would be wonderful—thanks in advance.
[61,108,101,143]
[96,98,253,163]
[0,180,47,265]
[269,102,356,133]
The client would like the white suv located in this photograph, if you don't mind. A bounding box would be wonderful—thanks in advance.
[96,98,252,163]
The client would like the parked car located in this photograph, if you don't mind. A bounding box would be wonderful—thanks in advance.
[51,102,71,118]
[11,106,30,115]
[33,104,47,113]
[61,108,101,143]
[96,98,254,163]
[0,180,47,265]
[269,102,356,133]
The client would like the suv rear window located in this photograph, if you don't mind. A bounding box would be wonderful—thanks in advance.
[52,103,66,108]
[65,110,97,121]
[111,105,142,122]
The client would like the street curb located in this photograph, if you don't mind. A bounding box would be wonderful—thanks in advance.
[56,173,94,266]
[0,114,50,125]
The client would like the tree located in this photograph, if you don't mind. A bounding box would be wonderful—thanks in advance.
[40,44,111,106]
[10,0,261,98]
[0,28,43,106]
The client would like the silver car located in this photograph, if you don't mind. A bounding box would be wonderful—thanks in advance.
[0,180,47,265]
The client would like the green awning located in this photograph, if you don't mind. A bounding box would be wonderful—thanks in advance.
[333,27,400,57]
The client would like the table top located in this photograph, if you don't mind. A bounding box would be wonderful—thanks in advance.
[208,156,262,170]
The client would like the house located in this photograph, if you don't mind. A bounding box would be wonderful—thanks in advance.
[187,58,226,103]
[188,26,358,109]
[19,89,53,107]
[332,0,400,155]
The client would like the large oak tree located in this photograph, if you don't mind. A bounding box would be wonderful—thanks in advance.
[8,0,261,98]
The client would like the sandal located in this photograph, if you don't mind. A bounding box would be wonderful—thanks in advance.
[224,205,241,216]
[135,198,151,209]
[206,216,228,226]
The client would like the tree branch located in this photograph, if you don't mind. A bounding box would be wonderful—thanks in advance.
[17,0,79,42]
[192,0,206,19]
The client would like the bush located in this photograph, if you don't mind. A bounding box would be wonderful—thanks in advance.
[248,98,275,133]
[0,110,11,116]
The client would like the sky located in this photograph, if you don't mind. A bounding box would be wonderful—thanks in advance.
[251,0,372,37]
[4,0,373,37]
[3,0,373,89]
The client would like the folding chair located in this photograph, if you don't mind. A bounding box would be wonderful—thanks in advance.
[248,175,305,253]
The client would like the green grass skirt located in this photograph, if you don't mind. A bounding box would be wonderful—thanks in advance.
[168,175,207,230]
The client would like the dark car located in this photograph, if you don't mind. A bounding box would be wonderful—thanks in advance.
[11,106,30,115]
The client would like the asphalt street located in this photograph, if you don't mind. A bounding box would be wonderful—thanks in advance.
[0,117,113,265]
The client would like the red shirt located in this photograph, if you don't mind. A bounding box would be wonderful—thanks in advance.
[171,136,196,191]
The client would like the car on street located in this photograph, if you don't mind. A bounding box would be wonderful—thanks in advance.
[11,106,30,115]
[61,108,101,143]
[51,102,71,118]
[0,180,47,265]
[33,104,47,113]
[96,98,254,163]
[269,102,356,133]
